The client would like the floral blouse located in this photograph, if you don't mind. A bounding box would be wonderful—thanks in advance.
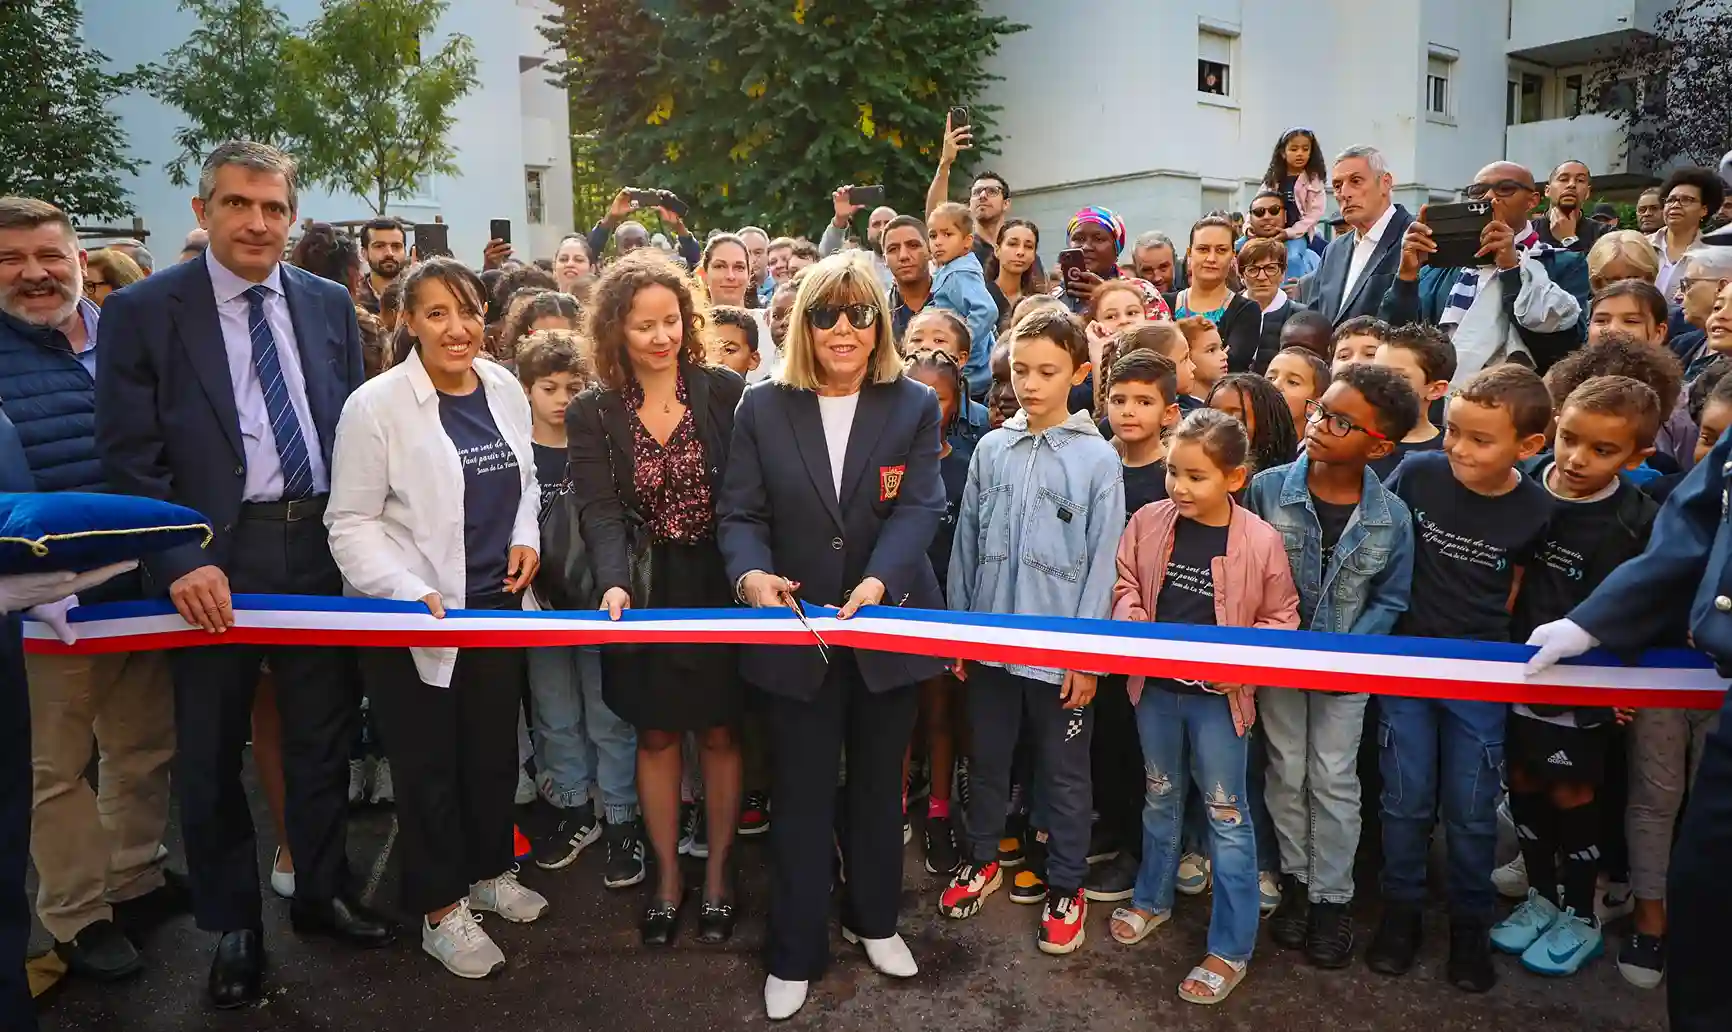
[624,372,714,543]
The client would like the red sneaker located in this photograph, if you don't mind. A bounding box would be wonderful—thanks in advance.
[738,791,770,836]
[513,825,533,863]
[939,861,1001,919]
[1038,887,1087,955]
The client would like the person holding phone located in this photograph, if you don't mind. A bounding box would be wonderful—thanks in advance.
[1053,206,1130,314]
[588,189,701,268]
[927,109,1014,268]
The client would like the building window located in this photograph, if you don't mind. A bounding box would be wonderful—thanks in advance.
[1426,54,1454,117]
[1198,29,1232,97]
[525,168,546,225]
[1563,74,1584,116]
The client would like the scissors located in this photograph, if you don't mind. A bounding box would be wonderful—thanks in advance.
[779,591,831,663]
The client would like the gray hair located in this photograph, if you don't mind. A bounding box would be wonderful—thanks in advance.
[197,140,299,211]
[0,196,74,236]
[110,239,153,273]
[1684,243,1732,278]
[737,225,769,243]
[1333,145,1389,178]
[1133,230,1175,254]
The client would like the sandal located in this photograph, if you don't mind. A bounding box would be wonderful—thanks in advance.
[1109,907,1167,945]
[1178,955,1246,1005]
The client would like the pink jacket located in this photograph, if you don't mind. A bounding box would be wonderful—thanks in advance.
[1284,173,1326,240]
[1111,498,1301,735]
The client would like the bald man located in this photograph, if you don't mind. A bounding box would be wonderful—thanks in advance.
[1379,161,1589,380]
[820,186,897,286]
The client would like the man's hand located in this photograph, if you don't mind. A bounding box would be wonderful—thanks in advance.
[832,186,865,228]
[599,586,630,621]
[939,112,973,169]
[607,189,635,221]
[1281,277,1303,300]
[1397,221,1436,281]
[482,239,513,271]
[657,207,688,236]
[740,570,800,609]
[1060,670,1097,708]
[1549,205,1581,240]
[836,577,885,620]
[170,564,234,633]
[1479,220,1520,271]
[503,545,539,594]
[1524,619,1599,676]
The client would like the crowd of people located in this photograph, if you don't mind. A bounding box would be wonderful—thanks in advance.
[4,123,1732,1030]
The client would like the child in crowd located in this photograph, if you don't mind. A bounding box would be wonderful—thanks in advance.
[1265,346,1330,434]
[906,307,992,444]
[1073,280,1155,413]
[1583,286,1697,470]
[1179,315,1229,400]
[705,305,761,378]
[1261,127,1327,272]
[1245,363,1419,971]
[1331,316,1393,374]
[1494,375,1661,978]
[1371,364,1555,994]
[1370,323,1455,478]
[944,308,1125,956]
[1108,409,1299,1006]
[1094,323,1187,415]
[1279,309,1335,363]
[1544,332,1688,480]
[1207,374,1301,475]
[927,201,1000,399]
[515,330,645,888]
[1107,349,1181,512]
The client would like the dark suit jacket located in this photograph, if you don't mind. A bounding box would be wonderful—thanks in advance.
[565,359,744,595]
[717,375,947,700]
[1304,203,1415,327]
[95,256,365,588]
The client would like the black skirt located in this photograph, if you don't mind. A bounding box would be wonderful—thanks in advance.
[601,538,743,732]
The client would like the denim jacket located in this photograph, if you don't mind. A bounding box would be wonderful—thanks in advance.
[929,251,999,399]
[1243,456,1414,636]
[948,408,1125,684]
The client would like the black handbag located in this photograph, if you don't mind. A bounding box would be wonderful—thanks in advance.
[597,418,656,627]
[532,478,595,612]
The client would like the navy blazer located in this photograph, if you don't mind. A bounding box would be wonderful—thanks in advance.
[1304,203,1415,327]
[717,375,948,701]
[95,256,365,588]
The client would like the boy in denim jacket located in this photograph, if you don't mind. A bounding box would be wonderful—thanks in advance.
[927,202,1000,400]
[1242,363,1419,969]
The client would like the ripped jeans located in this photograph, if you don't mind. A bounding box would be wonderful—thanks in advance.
[1132,688,1259,964]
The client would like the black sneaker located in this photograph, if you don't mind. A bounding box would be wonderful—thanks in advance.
[602,819,647,889]
[680,806,709,859]
[1306,900,1356,969]
[1082,851,1138,903]
[1617,932,1664,989]
[1446,918,1497,993]
[906,759,931,804]
[738,791,771,836]
[1367,903,1423,976]
[1010,833,1049,904]
[1086,822,1121,865]
[533,800,602,870]
[1268,875,1310,950]
[924,815,961,876]
[55,919,142,981]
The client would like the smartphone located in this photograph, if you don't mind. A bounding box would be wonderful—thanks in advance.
[847,184,886,207]
[488,218,511,245]
[1057,247,1087,284]
[1423,200,1495,268]
[412,222,450,258]
[948,106,969,131]
[625,188,662,209]
[655,190,689,218]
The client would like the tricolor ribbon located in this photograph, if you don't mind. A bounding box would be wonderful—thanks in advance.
[22,595,1727,711]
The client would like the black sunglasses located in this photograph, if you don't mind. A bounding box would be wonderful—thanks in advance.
[807,303,880,331]
[1250,205,1284,218]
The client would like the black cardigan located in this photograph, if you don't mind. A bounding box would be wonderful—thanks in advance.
[1164,290,1263,374]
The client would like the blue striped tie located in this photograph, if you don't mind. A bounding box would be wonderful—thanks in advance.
[244,285,315,500]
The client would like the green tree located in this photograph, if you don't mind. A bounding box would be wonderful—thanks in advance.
[0,0,141,220]
[282,0,479,214]
[541,0,1023,232]
[1587,0,1732,170]
[138,0,298,188]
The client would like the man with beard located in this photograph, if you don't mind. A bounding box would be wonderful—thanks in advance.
[883,216,934,342]
[1532,160,1606,252]
[0,196,188,985]
[926,113,1013,267]
[1242,189,1320,279]
[356,217,407,314]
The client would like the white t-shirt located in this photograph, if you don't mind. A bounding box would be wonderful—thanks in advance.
[745,308,777,383]
[816,392,859,499]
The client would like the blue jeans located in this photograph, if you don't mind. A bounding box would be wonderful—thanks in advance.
[1377,696,1505,919]
[526,645,638,823]
[1133,689,1259,964]
[1180,724,1277,875]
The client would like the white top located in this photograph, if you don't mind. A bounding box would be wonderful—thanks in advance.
[206,251,329,500]
[1649,227,1697,300]
[816,392,859,499]
[1341,202,1400,317]
[324,348,541,687]
[746,308,777,384]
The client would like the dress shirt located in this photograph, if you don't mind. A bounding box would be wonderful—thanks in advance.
[1340,202,1399,318]
[73,298,99,377]
[206,251,329,501]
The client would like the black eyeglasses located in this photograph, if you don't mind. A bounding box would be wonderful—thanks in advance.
[1305,399,1389,441]
[807,303,880,331]
[1249,205,1284,218]
[1464,179,1535,200]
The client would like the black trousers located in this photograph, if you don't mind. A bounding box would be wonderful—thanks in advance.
[170,508,358,933]
[1091,674,1143,854]
[361,602,522,917]
[1668,687,1732,1031]
[764,652,917,982]
[1,618,37,1032]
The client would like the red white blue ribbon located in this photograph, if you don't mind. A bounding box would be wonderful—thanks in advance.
[22,595,1727,711]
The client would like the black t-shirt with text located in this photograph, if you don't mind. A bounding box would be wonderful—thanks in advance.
[1370,432,1444,482]
[1122,461,1169,521]
[1151,517,1227,695]
[533,442,568,513]
[1387,451,1552,642]
[1512,470,1625,641]
[1313,494,1357,572]
[438,388,521,602]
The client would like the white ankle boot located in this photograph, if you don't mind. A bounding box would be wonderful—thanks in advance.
[842,928,918,978]
[764,976,808,1020]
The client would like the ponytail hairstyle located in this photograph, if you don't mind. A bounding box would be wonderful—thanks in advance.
[391,257,489,368]
[1207,372,1300,475]
[903,346,967,436]
[1170,407,1250,474]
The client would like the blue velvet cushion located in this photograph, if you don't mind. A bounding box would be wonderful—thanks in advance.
[0,492,212,574]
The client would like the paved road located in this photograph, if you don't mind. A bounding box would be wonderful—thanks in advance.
[33,766,1666,1032]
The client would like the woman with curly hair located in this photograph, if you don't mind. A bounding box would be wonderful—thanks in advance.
[566,249,746,948]
[498,290,582,365]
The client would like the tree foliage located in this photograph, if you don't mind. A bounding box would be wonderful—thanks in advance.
[137,0,298,188]
[1588,0,1732,171]
[282,0,479,214]
[542,0,1023,233]
[0,0,142,221]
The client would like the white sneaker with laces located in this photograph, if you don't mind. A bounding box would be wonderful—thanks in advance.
[764,975,809,1020]
[423,902,505,979]
[1492,854,1530,899]
[347,758,369,805]
[269,847,295,900]
[369,758,395,805]
[842,928,918,977]
[469,868,548,923]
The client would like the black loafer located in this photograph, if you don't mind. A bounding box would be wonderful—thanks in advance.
[55,919,142,981]
[112,869,193,941]
[696,899,736,944]
[207,929,264,1009]
[640,899,681,947]
[289,893,394,948]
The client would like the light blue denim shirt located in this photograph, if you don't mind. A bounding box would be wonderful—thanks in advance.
[1243,456,1414,635]
[929,251,999,399]
[948,408,1125,684]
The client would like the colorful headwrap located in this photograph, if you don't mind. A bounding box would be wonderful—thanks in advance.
[1068,206,1127,253]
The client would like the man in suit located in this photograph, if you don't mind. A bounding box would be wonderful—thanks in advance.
[96,140,388,1009]
[1298,145,1415,328]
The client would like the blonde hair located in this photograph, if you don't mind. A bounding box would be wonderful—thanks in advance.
[87,247,145,290]
[776,252,903,390]
[1588,230,1661,290]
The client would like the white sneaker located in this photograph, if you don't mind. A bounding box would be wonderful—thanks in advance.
[1175,852,1211,895]
[515,767,537,806]
[269,847,295,900]
[1258,871,1282,915]
[369,758,395,805]
[423,902,505,979]
[469,868,548,923]
[1597,879,1635,924]
[764,975,809,1020]
[347,758,369,805]
[1492,854,1530,899]
[842,928,918,978]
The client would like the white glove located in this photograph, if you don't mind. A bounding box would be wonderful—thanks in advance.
[26,595,79,645]
[0,561,137,615]
[1524,618,1599,676]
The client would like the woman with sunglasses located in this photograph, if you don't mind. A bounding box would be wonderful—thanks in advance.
[567,249,747,948]
[717,252,946,1020]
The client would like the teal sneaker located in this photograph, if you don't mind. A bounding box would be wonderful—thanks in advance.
[1520,908,1603,977]
[1491,889,1561,955]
